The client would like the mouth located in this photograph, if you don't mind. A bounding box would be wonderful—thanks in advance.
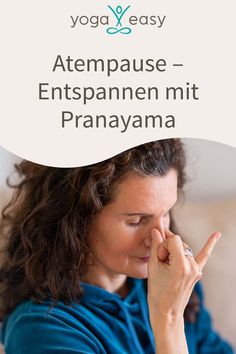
[136,256,150,262]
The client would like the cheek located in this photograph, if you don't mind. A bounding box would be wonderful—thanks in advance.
[90,223,138,256]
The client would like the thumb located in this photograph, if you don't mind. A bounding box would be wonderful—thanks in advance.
[149,228,163,267]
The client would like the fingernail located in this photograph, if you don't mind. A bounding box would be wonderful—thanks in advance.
[215,232,222,241]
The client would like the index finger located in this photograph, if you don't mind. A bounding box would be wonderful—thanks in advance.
[195,232,221,271]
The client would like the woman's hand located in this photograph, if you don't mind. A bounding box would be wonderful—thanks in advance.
[147,229,221,354]
[148,229,221,319]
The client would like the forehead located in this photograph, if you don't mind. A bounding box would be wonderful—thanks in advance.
[109,169,178,212]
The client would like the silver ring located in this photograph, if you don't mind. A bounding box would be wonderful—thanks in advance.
[184,247,194,257]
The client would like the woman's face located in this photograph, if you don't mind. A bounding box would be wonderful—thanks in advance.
[87,169,178,280]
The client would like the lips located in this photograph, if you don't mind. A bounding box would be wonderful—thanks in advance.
[136,256,150,262]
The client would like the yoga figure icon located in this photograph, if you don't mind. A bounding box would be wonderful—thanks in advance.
[107,5,132,35]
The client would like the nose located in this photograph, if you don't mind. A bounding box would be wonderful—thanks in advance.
[143,218,166,247]
[152,217,166,239]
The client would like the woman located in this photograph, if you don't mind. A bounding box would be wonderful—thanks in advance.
[0,139,233,354]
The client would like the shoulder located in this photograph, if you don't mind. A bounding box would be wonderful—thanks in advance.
[1,300,101,354]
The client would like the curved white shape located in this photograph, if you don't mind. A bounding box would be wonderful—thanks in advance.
[0,0,235,167]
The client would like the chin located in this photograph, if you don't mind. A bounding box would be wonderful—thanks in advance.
[125,265,148,279]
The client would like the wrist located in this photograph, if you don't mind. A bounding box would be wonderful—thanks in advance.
[150,311,185,335]
[151,315,188,354]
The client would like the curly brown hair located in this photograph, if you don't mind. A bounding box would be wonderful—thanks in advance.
[0,139,199,321]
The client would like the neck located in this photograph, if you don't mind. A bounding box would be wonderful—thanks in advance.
[82,265,129,297]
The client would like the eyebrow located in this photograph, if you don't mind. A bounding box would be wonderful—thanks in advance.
[121,200,178,217]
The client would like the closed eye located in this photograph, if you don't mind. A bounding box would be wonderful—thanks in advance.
[128,217,147,227]
[128,211,170,227]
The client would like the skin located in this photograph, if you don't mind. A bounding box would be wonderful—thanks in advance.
[84,169,178,294]
[83,169,221,354]
[148,228,220,354]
